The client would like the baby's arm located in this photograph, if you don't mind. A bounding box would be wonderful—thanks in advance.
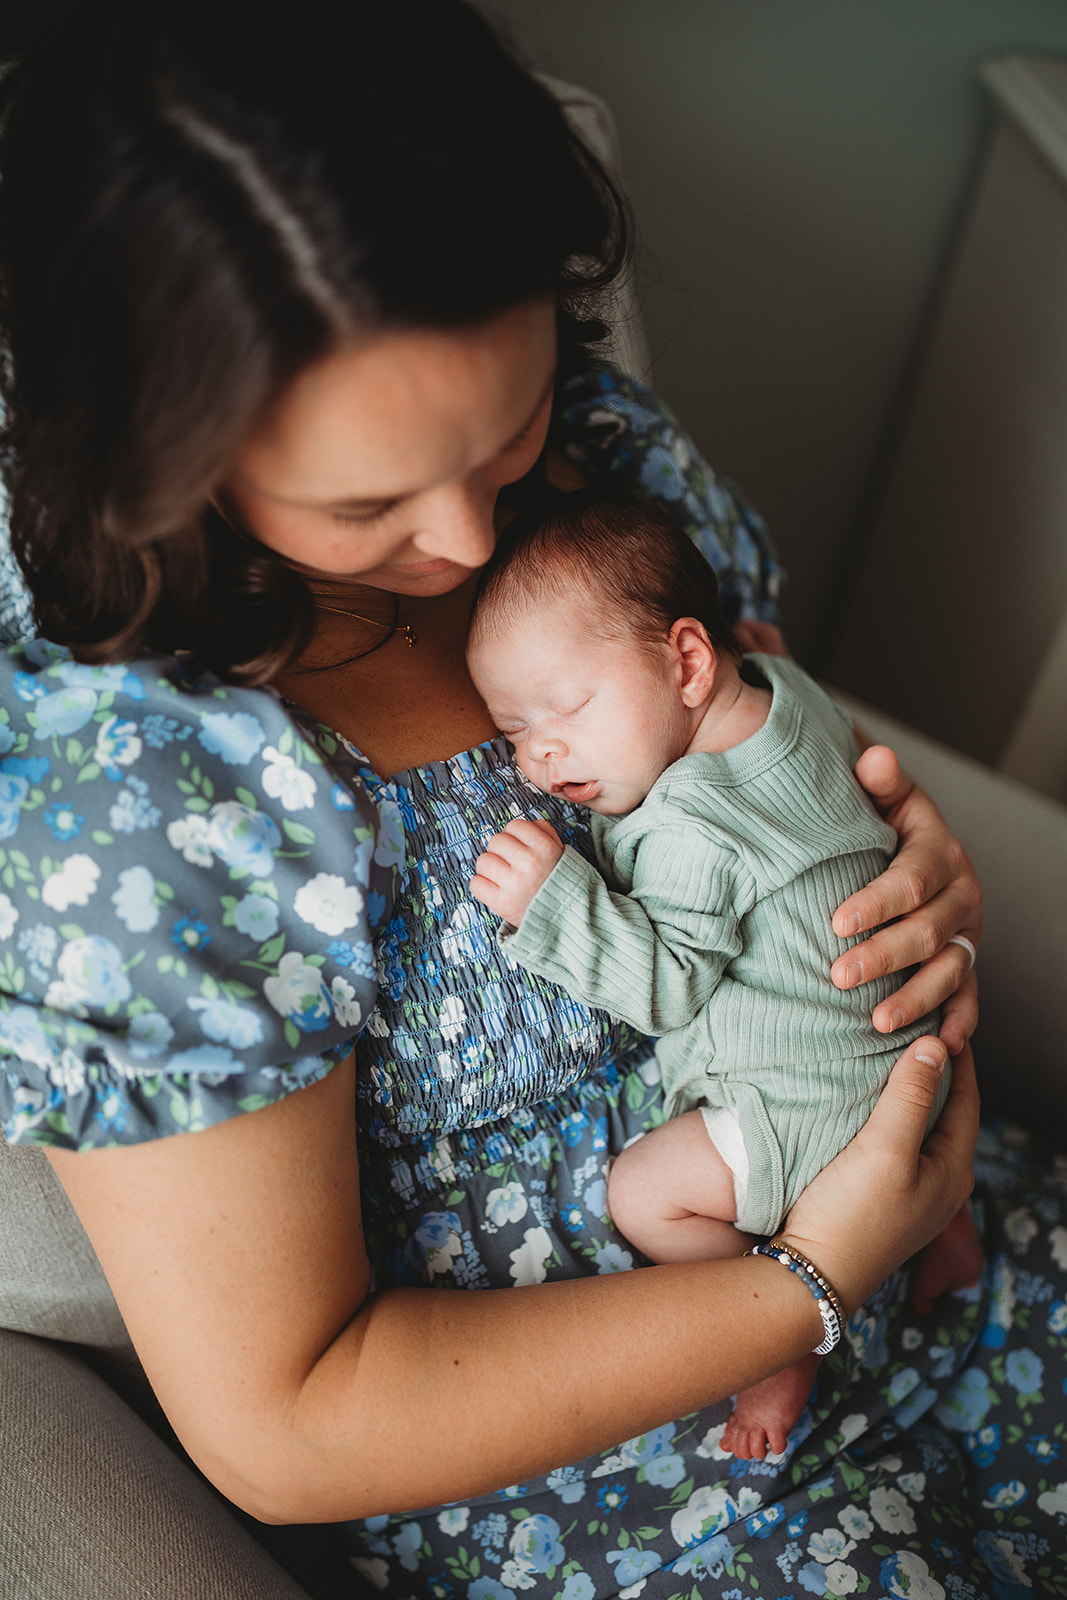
[471,818,565,926]
[472,817,743,1036]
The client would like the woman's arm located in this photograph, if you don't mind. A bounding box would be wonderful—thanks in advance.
[45,1034,975,1527]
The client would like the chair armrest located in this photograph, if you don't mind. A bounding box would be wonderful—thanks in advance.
[831,691,1067,1145]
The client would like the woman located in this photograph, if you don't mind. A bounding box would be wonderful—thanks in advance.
[0,3,1056,1597]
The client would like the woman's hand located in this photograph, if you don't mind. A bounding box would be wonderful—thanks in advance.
[833,744,981,1055]
[781,1036,979,1315]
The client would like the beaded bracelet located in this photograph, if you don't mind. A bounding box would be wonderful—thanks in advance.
[745,1239,845,1356]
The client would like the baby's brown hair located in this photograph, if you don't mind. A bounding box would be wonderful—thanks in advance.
[470,488,743,667]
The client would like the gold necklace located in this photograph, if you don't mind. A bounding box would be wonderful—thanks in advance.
[307,589,417,648]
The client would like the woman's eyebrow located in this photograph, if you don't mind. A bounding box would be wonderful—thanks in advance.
[319,370,557,514]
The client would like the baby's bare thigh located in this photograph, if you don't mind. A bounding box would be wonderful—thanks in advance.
[610,1110,738,1224]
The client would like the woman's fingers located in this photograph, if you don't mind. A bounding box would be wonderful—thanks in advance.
[936,972,979,1057]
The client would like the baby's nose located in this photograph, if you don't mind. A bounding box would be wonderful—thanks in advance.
[531,729,567,763]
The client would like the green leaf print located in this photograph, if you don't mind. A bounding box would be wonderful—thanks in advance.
[75,762,101,783]
[235,786,258,808]
[283,819,316,846]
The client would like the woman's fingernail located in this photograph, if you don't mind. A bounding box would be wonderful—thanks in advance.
[889,1009,905,1032]
[845,960,863,986]
[842,912,861,937]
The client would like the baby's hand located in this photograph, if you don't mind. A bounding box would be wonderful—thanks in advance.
[470,819,564,926]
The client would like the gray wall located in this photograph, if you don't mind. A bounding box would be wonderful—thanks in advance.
[480,1,1067,665]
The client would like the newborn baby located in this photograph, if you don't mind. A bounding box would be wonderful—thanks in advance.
[467,488,978,1460]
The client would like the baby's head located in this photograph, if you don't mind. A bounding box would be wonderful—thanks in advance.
[468,490,741,814]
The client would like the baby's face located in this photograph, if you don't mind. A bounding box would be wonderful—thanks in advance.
[468,597,691,814]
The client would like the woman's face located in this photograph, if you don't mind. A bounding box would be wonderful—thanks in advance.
[223,298,557,595]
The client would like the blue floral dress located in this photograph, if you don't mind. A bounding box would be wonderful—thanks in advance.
[1,366,1066,1600]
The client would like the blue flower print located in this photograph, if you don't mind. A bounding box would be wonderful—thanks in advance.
[1025,1433,1059,1462]
[594,1241,633,1275]
[17,923,58,984]
[171,913,211,953]
[798,1559,828,1594]
[111,866,160,934]
[606,1547,662,1586]
[974,1530,1034,1590]
[1005,1347,1044,1394]
[1048,1299,1067,1335]
[165,1044,242,1075]
[141,713,191,749]
[981,1254,1015,1349]
[206,802,282,876]
[331,781,356,811]
[0,771,29,840]
[42,801,84,841]
[596,1481,628,1514]
[0,1004,54,1066]
[559,1110,590,1147]
[964,1422,1001,1466]
[472,1514,508,1554]
[507,1514,564,1573]
[127,1012,175,1060]
[187,997,265,1050]
[109,777,162,834]
[986,1479,1028,1508]
[546,1466,587,1505]
[53,659,145,699]
[196,711,267,765]
[233,893,280,941]
[560,1575,595,1600]
[54,935,132,1007]
[936,1365,997,1433]
[31,687,97,739]
[468,1581,509,1600]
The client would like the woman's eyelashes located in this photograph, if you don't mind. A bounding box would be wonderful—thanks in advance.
[332,500,401,528]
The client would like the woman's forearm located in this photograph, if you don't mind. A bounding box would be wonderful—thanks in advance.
[260,1256,821,1524]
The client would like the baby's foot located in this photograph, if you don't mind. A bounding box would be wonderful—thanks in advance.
[909,1203,983,1316]
[720,1353,821,1461]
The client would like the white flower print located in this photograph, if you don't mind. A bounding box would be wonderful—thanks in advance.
[869,1486,917,1536]
[439,994,467,1043]
[262,746,317,811]
[293,871,364,936]
[94,716,142,775]
[837,1504,873,1541]
[436,1508,469,1536]
[263,952,333,1034]
[879,1550,946,1599]
[166,814,213,867]
[1050,1226,1067,1273]
[486,1182,529,1227]
[499,1559,537,1590]
[508,1226,554,1286]
[41,853,100,911]
[670,1484,738,1547]
[1004,1207,1039,1252]
[695,1422,733,1460]
[836,1413,868,1448]
[1037,1480,1067,1518]
[330,975,363,1028]
[824,1560,859,1595]
[898,1471,926,1501]
[48,1047,86,1097]
[0,892,18,939]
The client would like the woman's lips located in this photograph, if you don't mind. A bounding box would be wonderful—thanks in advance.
[396,558,457,574]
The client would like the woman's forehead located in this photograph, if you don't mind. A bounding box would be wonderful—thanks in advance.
[231,300,557,505]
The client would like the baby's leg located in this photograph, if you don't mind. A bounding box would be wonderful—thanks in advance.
[609,1112,819,1462]
[607,1110,751,1264]
[909,1201,984,1316]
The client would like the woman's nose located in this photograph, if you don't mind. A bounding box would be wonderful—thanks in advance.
[417,480,497,569]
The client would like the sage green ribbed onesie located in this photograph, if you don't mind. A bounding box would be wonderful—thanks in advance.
[500,654,946,1235]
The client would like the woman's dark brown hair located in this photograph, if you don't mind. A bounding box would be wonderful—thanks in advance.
[0,0,629,681]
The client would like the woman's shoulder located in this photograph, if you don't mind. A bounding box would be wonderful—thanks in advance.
[551,360,782,624]
[0,640,402,1151]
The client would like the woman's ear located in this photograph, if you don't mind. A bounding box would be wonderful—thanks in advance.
[668,618,717,706]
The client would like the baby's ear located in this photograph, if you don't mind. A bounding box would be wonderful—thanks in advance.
[668,618,717,705]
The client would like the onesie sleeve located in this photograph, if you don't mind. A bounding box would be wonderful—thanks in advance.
[499,820,748,1036]
[0,640,403,1150]
[551,363,782,624]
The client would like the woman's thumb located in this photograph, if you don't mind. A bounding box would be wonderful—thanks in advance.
[864,1036,947,1157]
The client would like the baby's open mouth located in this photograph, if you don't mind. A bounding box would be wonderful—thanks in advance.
[551,780,601,803]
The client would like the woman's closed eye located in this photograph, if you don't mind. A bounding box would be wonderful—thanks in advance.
[332,500,401,528]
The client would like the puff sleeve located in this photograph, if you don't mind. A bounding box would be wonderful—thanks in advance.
[0,640,402,1149]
